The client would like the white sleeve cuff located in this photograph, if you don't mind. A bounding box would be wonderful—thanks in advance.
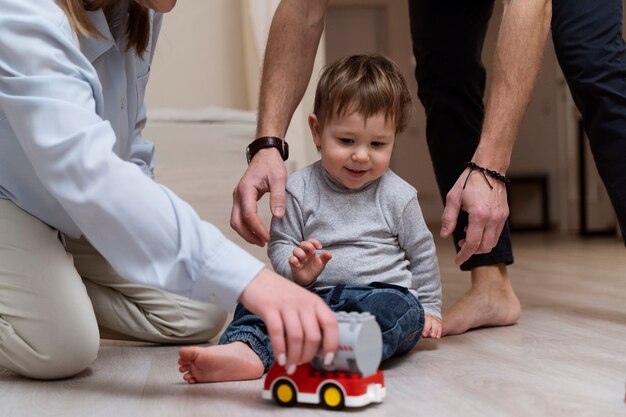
[191,240,265,311]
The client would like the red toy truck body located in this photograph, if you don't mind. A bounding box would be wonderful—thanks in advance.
[262,362,385,410]
[261,311,385,410]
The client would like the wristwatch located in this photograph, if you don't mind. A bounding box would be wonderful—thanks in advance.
[246,136,289,164]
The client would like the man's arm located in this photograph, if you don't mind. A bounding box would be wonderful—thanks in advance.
[231,0,328,246]
[442,0,552,265]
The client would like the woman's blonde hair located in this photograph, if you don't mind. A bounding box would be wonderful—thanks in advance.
[55,0,151,55]
[313,54,413,134]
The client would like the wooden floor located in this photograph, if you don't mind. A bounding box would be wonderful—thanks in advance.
[1,122,625,417]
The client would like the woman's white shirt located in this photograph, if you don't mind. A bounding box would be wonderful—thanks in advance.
[0,0,263,310]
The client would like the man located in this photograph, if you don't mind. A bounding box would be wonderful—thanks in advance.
[408,0,626,334]
[231,0,551,335]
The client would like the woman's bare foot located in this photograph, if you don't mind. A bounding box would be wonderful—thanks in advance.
[442,264,521,336]
[178,342,264,383]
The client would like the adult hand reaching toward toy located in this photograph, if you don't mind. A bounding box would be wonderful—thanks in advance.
[441,166,509,266]
[239,268,339,374]
[289,239,332,287]
[231,148,287,247]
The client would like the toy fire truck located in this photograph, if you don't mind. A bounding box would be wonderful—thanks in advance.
[262,311,385,410]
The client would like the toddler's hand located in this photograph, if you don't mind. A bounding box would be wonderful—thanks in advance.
[422,314,442,339]
[289,239,332,287]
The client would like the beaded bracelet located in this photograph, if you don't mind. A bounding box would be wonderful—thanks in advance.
[463,161,511,189]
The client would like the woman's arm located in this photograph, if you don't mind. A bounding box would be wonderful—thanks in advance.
[0,2,262,310]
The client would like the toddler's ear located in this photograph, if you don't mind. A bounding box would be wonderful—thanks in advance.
[308,114,322,147]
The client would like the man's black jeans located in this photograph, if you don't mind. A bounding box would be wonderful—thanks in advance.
[552,0,626,243]
[409,0,513,271]
[409,0,625,272]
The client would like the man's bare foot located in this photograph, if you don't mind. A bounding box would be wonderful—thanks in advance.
[442,264,521,336]
[178,342,264,383]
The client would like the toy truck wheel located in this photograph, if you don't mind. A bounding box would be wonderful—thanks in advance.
[272,379,297,407]
[320,383,345,411]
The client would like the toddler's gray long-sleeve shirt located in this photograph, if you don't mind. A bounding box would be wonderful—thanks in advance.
[269,161,442,318]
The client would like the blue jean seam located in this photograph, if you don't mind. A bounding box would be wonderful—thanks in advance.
[389,301,424,356]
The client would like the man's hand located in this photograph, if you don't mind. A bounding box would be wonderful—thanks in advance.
[231,148,287,246]
[441,168,509,265]
[437,0,550,266]
[289,239,332,287]
[239,268,339,374]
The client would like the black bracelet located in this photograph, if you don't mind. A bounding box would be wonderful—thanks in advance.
[464,161,510,188]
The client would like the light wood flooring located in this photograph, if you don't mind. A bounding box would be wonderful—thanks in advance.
[1,122,624,417]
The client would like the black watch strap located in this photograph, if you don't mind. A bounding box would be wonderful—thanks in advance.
[246,136,289,164]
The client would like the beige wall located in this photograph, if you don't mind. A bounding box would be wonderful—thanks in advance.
[145,0,560,225]
[145,1,249,110]
[144,1,618,231]
[146,1,323,172]
[323,0,562,226]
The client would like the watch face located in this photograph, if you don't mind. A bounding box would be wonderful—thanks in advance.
[246,146,251,164]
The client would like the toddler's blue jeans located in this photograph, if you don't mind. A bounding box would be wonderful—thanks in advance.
[219,282,425,372]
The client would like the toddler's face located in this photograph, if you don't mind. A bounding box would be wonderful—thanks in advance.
[309,110,395,189]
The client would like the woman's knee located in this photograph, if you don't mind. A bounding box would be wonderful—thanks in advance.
[25,344,98,380]
[10,330,100,380]
[0,308,101,380]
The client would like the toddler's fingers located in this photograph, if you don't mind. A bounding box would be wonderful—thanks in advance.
[424,316,442,339]
[308,239,323,249]
[288,256,302,269]
[320,251,332,265]
[422,320,432,337]
[293,247,307,261]
[300,240,317,255]
[431,321,441,339]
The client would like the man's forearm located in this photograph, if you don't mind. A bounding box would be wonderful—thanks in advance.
[256,0,328,138]
[473,0,552,172]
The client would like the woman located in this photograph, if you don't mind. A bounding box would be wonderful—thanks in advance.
[0,0,337,380]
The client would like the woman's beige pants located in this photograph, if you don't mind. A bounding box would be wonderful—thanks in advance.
[0,200,227,379]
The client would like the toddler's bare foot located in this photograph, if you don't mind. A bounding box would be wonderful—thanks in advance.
[442,264,521,336]
[178,341,264,383]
